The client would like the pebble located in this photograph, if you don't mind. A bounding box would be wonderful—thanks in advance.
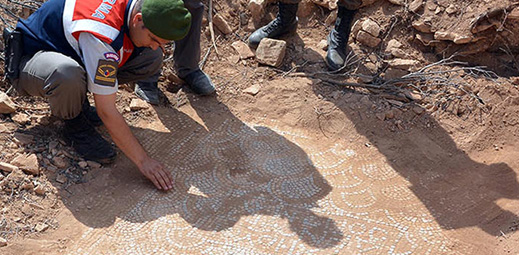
[34,185,46,196]
[87,161,101,169]
[56,174,67,184]
[35,222,49,232]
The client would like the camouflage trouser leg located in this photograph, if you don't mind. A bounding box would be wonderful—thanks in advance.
[279,0,363,10]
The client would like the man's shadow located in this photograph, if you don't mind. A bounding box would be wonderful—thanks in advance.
[262,20,519,236]
[62,96,344,249]
[307,65,519,236]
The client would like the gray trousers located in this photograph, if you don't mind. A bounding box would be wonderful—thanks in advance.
[14,48,162,120]
[140,0,204,84]
[281,0,363,10]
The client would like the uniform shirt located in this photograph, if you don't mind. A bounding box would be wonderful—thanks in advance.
[17,0,137,95]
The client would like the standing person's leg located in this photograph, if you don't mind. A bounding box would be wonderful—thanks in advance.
[130,47,163,105]
[248,0,301,47]
[325,0,362,71]
[174,0,215,96]
[15,51,115,162]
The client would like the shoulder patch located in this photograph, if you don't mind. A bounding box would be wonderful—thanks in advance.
[104,52,120,62]
[94,59,118,87]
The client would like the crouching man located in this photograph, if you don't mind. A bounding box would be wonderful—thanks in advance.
[5,0,191,190]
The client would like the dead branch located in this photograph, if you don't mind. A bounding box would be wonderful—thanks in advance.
[208,0,219,55]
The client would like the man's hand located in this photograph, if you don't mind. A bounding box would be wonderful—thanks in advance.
[138,157,173,190]
[93,93,173,191]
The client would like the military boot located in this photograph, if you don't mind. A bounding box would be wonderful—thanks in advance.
[135,81,160,105]
[326,7,356,71]
[82,100,103,127]
[63,112,116,164]
[248,2,299,47]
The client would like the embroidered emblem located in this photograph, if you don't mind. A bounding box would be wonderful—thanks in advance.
[94,59,118,87]
[104,52,120,62]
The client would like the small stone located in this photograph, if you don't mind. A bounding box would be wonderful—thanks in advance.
[243,85,261,96]
[78,161,88,168]
[412,106,425,115]
[385,39,406,58]
[356,30,381,48]
[412,20,432,33]
[317,40,328,50]
[213,14,233,35]
[361,19,381,37]
[388,0,405,5]
[130,98,149,111]
[445,4,457,15]
[297,0,316,18]
[256,38,287,67]
[11,154,39,175]
[311,0,337,10]
[21,182,34,191]
[248,0,267,23]
[56,174,67,184]
[388,59,420,70]
[409,0,423,13]
[0,162,19,173]
[48,141,59,151]
[385,110,395,119]
[453,34,473,44]
[11,113,30,125]
[324,10,337,26]
[35,222,49,232]
[375,112,386,121]
[34,185,46,196]
[0,91,16,114]
[14,133,34,146]
[0,124,8,133]
[231,41,255,60]
[52,156,69,169]
[87,160,102,169]
[0,237,6,247]
[434,31,455,41]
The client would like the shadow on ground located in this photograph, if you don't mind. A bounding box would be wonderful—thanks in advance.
[60,95,344,249]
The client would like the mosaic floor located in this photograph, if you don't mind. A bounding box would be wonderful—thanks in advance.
[66,108,475,254]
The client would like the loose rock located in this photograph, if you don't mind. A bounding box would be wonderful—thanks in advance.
[87,160,102,169]
[356,30,381,48]
[0,91,16,114]
[231,41,255,60]
[34,185,46,196]
[0,162,19,173]
[14,133,34,146]
[256,38,287,67]
[11,154,39,175]
[11,113,30,125]
[130,98,149,111]
[213,14,233,35]
[35,222,49,232]
[243,85,261,96]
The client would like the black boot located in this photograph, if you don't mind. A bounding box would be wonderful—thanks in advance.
[248,2,299,47]
[326,7,356,71]
[135,81,160,105]
[63,112,116,164]
[82,100,103,127]
[181,69,215,96]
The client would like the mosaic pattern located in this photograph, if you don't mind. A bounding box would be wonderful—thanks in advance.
[68,109,474,254]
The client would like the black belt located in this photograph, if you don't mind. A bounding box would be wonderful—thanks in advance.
[3,27,23,83]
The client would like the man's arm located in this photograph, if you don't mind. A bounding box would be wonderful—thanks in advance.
[93,93,173,190]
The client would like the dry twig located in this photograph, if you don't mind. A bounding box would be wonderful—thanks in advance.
[207,0,219,55]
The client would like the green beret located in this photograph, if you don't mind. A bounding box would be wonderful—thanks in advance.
[142,0,192,41]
